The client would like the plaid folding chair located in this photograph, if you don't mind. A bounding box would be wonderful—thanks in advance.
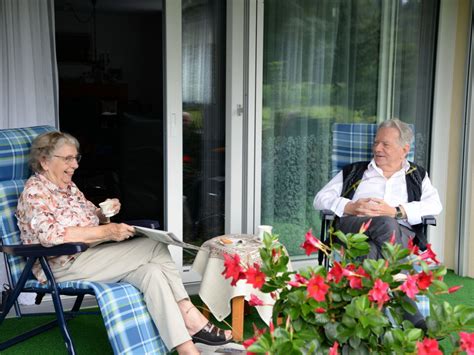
[0,126,166,354]
[319,122,434,317]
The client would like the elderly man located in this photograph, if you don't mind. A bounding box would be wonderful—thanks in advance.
[313,119,442,331]
[314,119,442,258]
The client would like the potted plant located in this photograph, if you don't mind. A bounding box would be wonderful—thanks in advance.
[222,222,474,354]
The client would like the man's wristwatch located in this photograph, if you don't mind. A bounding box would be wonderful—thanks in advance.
[395,206,404,220]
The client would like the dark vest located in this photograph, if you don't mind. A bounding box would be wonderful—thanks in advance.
[341,161,427,249]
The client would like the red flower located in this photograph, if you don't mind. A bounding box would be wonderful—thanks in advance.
[222,253,245,286]
[400,274,419,299]
[460,332,474,354]
[448,285,462,294]
[248,294,264,306]
[246,263,266,289]
[416,271,433,290]
[407,237,420,255]
[307,275,329,302]
[389,231,396,245]
[328,261,344,284]
[419,244,440,264]
[368,279,391,309]
[359,219,372,233]
[315,307,326,313]
[242,336,258,352]
[300,229,324,256]
[416,338,442,355]
[347,266,369,290]
[329,341,339,355]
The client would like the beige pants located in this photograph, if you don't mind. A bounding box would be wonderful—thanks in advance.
[52,237,191,350]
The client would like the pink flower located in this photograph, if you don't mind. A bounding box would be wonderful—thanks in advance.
[419,244,440,264]
[416,338,442,355]
[347,266,369,290]
[246,263,266,289]
[329,341,339,355]
[400,274,419,299]
[327,261,344,284]
[359,219,372,233]
[222,253,245,286]
[460,332,474,354]
[307,275,329,302]
[248,294,264,306]
[389,231,396,245]
[300,229,325,256]
[289,273,308,288]
[315,307,326,313]
[368,279,391,309]
[416,271,433,290]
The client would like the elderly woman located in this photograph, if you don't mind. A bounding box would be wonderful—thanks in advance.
[16,131,231,354]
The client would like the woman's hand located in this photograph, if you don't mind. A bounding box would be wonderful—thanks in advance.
[105,223,135,242]
[97,198,122,224]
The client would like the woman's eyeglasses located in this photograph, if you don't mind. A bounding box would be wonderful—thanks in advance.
[53,154,82,164]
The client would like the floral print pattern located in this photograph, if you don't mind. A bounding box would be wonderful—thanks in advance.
[16,173,99,282]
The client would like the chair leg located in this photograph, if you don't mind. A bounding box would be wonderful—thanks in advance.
[71,294,84,313]
[40,257,76,355]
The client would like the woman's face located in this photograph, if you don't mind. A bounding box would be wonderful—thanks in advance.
[41,143,79,189]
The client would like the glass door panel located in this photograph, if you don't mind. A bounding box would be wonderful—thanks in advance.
[261,0,438,257]
[182,0,226,264]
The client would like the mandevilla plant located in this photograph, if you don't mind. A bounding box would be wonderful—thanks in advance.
[222,222,474,354]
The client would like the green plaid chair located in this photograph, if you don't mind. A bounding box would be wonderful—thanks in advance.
[0,126,166,354]
[320,122,433,318]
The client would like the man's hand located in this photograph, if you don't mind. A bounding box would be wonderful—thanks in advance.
[344,198,397,217]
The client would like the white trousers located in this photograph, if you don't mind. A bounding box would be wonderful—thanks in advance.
[52,237,191,350]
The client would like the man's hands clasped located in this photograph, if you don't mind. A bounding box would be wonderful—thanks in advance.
[344,198,401,218]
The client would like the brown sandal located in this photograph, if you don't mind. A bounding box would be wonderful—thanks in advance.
[191,322,232,346]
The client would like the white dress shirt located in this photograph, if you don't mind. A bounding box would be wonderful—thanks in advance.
[313,159,442,227]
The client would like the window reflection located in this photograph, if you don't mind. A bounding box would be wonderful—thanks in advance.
[182,0,226,261]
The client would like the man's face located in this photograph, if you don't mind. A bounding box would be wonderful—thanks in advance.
[372,127,409,172]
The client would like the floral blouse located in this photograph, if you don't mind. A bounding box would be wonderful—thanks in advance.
[16,173,100,283]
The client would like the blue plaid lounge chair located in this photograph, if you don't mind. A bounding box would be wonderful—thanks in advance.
[319,122,434,317]
[0,126,166,354]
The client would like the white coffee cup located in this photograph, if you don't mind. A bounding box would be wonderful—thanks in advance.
[257,225,273,241]
[99,199,116,218]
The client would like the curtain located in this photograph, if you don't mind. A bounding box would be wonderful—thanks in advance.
[0,0,58,305]
[182,0,213,104]
[0,0,58,128]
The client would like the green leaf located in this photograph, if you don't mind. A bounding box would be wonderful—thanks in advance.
[401,298,417,315]
[406,328,423,342]
[323,322,339,342]
[349,336,361,349]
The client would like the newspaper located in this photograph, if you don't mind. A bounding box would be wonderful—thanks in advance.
[133,226,201,251]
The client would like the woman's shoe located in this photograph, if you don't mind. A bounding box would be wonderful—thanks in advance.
[191,322,232,346]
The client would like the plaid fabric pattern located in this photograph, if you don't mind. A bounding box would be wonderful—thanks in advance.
[331,123,415,177]
[23,279,167,354]
[0,126,54,181]
[0,126,165,354]
[417,295,430,318]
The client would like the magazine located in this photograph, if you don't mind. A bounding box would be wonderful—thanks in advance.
[133,226,201,251]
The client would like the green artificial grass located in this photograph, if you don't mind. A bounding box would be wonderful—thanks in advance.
[0,270,472,354]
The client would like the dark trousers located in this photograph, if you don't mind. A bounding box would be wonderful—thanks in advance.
[335,216,425,327]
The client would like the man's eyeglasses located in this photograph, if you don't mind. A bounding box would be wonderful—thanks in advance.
[53,154,82,164]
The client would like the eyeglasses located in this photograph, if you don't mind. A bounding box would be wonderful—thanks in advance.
[53,154,82,164]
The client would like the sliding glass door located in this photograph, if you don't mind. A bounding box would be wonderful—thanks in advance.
[260,0,439,257]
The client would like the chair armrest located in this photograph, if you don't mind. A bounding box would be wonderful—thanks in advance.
[320,209,336,221]
[421,215,437,226]
[0,242,88,257]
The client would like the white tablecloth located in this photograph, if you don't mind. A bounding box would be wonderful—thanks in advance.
[192,235,275,324]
